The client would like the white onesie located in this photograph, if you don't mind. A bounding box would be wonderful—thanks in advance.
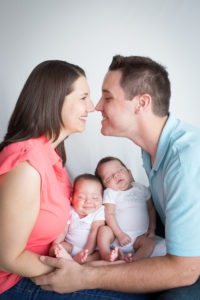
[65,206,105,256]
[103,182,166,256]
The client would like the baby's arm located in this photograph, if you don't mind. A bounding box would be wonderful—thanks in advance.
[146,197,156,237]
[84,220,105,255]
[105,203,131,246]
[73,220,105,264]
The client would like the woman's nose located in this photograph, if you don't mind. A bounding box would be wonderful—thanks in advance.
[87,99,95,112]
[95,98,103,111]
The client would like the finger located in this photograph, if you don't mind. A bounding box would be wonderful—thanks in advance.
[39,256,65,269]
[40,284,54,291]
[31,272,54,285]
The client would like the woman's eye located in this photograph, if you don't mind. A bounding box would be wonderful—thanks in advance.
[81,97,87,101]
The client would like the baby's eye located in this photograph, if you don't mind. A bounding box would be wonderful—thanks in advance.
[78,196,85,201]
[105,177,111,183]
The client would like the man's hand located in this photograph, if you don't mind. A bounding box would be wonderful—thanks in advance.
[31,256,85,293]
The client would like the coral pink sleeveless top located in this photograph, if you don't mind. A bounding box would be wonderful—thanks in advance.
[0,136,72,293]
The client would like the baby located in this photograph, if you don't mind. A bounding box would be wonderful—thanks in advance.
[49,174,105,264]
[95,156,166,262]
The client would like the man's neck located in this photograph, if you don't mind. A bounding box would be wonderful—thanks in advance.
[130,114,168,167]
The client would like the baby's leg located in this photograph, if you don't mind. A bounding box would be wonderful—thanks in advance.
[97,225,120,261]
[54,243,73,260]
[131,235,155,261]
[84,250,101,263]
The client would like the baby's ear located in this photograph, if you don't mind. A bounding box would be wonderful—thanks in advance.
[128,170,134,182]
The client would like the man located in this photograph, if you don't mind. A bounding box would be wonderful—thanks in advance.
[33,55,200,298]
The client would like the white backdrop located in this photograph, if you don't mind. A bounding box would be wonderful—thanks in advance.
[0,0,200,185]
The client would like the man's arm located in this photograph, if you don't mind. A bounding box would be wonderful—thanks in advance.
[146,198,156,237]
[32,254,200,294]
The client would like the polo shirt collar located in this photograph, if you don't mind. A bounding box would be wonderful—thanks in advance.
[152,113,179,171]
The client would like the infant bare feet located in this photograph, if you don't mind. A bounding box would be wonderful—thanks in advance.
[54,243,73,260]
[73,249,89,264]
[103,247,124,262]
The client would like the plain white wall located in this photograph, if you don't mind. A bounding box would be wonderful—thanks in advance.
[0,0,200,185]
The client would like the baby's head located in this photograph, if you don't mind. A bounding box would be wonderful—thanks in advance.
[72,174,103,218]
[95,157,133,191]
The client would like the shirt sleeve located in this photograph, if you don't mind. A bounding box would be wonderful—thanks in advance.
[103,188,116,204]
[132,182,151,201]
[93,206,105,221]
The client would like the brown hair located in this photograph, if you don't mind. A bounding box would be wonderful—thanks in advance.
[0,60,85,165]
[109,55,170,117]
[73,173,103,195]
[95,156,128,187]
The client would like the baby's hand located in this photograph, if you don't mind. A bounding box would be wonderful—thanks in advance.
[48,242,58,257]
[117,232,131,246]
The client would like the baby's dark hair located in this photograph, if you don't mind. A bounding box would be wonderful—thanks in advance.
[95,156,128,187]
[73,173,103,195]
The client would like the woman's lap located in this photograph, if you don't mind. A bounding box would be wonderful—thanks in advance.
[0,278,151,300]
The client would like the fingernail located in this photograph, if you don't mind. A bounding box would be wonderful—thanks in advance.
[40,256,45,261]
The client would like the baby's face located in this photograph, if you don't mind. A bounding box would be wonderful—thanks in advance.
[72,179,103,218]
[98,160,132,191]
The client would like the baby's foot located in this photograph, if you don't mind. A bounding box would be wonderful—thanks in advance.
[54,243,73,260]
[73,249,89,264]
[103,247,119,262]
[124,252,135,263]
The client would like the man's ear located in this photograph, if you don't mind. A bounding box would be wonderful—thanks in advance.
[136,94,151,113]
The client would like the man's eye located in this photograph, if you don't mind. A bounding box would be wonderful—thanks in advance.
[105,97,112,101]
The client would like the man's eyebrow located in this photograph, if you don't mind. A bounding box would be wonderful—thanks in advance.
[102,89,111,93]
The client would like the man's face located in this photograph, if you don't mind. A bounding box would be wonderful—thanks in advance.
[95,70,137,138]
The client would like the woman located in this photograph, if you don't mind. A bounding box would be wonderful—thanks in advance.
[0,60,149,299]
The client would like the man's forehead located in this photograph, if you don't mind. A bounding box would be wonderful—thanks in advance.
[102,70,122,90]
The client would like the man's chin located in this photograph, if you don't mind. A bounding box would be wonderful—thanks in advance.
[101,127,111,136]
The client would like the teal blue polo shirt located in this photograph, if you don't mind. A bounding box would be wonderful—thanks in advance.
[142,113,200,256]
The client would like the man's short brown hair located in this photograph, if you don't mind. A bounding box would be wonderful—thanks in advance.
[109,55,171,117]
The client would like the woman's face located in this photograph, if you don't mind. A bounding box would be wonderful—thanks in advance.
[61,76,94,135]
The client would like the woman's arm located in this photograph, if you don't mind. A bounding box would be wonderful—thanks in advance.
[105,204,131,246]
[0,161,53,277]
